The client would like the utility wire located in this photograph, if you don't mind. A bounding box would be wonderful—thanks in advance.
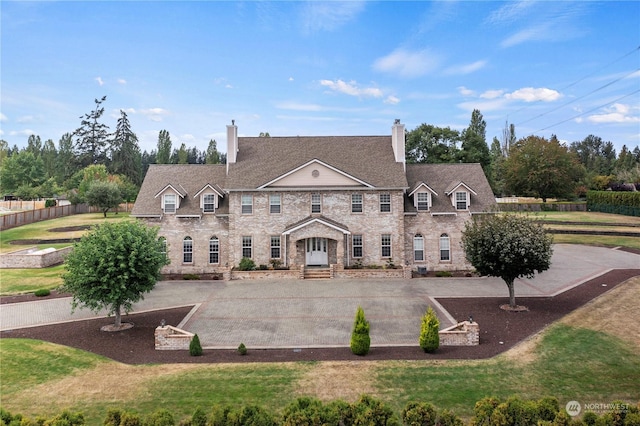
[533,89,640,133]
[508,45,640,118]
[516,67,640,126]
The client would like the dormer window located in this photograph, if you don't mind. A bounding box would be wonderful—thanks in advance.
[416,192,430,211]
[163,194,176,213]
[455,191,468,210]
[203,194,215,213]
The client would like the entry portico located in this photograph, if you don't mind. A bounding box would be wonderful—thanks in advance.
[283,216,350,268]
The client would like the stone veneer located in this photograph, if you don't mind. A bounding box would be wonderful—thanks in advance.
[438,321,480,346]
[155,325,194,350]
[0,246,73,269]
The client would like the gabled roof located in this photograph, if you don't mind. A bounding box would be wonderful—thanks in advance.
[226,136,408,190]
[405,163,495,214]
[445,181,478,196]
[154,184,187,198]
[132,164,229,217]
[258,158,374,189]
[283,215,350,235]
[194,183,225,198]
[408,181,438,197]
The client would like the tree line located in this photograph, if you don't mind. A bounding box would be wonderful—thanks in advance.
[0,96,225,201]
[407,109,640,202]
[1,97,638,203]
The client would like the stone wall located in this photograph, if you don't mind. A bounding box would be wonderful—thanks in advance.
[439,321,479,346]
[0,246,73,269]
[155,325,194,350]
[230,269,299,280]
[334,266,410,279]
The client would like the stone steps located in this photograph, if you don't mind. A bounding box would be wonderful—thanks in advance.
[303,268,331,279]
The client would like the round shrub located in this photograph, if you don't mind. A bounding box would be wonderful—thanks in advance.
[350,306,370,356]
[189,334,203,356]
[238,257,256,271]
[419,306,440,353]
[402,401,437,426]
[34,289,51,297]
[238,342,247,355]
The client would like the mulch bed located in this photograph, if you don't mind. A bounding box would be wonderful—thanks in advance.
[1,269,638,365]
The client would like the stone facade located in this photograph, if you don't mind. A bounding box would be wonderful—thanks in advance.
[0,246,73,269]
[133,122,496,278]
[155,325,194,350]
[439,321,480,346]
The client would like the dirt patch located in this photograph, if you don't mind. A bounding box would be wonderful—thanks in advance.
[295,361,378,402]
[49,226,92,232]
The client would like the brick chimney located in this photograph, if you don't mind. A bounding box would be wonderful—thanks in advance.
[391,119,405,170]
[226,120,238,175]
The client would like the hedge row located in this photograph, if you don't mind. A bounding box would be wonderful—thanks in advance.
[2,395,638,426]
[587,191,640,216]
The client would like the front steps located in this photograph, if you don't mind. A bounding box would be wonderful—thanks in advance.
[303,267,331,279]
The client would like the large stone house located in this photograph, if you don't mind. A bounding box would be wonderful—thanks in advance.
[131,120,496,277]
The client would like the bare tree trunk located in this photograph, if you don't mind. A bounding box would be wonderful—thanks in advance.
[506,279,516,308]
[114,307,122,328]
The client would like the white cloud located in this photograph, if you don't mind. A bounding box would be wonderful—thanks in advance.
[384,95,400,105]
[505,87,561,102]
[458,98,509,113]
[95,77,104,86]
[139,108,169,122]
[373,48,441,78]
[0,113,7,122]
[9,129,36,137]
[457,86,475,97]
[288,77,294,82]
[301,1,365,33]
[485,1,538,25]
[480,90,504,99]
[17,115,35,123]
[444,60,487,75]
[118,78,127,85]
[587,103,640,124]
[320,79,383,98]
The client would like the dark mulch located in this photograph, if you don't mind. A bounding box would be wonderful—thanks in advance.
[1,269,637,365]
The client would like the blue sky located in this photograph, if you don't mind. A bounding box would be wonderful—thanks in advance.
[1,1,639,155]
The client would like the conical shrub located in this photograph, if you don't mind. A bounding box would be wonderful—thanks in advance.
[419,306,440,353]
[190,333,203,356]
[350,306,370,355]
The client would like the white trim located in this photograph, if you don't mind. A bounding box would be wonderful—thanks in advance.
[194,184,225,198]
[431,212,458,216]
[445,181,477,196]
[258,159,375,189]
[283,217,351,236]
[154,184,186,199]
[176,214,202,218]
[408,182,438,197]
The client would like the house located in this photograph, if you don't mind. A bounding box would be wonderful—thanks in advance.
[131,120,496,278]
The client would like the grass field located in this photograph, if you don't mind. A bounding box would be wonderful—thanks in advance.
[1,278,638,423]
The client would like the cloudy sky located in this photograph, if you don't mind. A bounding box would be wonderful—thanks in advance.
[1,1,639,155]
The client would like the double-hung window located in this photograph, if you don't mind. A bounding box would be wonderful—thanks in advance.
[183,236,193,263]
[242,236,252,258]
[455,192,467,210]
[163,194,176,213]
[352,235,363,258]
[414,234,424,261]
[440,234,451,261]
[269,194,281,214]
[203,194,215,213]
[241,194,253,214]
[379,194,391,212]
[381,234,391,258]
[417,193,429,211]
[209,237,219,264]
[351,194,363,213]
[270,236,281,259]
[311,193,322,213]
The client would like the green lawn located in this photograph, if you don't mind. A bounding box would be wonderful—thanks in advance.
[2,324,638,423]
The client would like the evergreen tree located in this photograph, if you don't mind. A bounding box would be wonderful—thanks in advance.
[177,143,188,164]
[41,139,58,180]
[26,135,42,158]
[156,130,172,164]
[350,306,370,355]
[110,110,142,186]
[205,139,221,164]
[459,109,490,170]
[56,133,78,186]
[74,96,110,167]
[419,306,440,353]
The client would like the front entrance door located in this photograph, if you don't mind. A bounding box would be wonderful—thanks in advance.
[306,237,328,266]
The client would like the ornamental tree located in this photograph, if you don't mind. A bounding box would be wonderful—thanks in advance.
[62,221,169,330]
[461,214,553,309]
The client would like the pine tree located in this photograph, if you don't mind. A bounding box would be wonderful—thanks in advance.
[74,96,110,167]
[419,306,440,353]
[350,306,370,355]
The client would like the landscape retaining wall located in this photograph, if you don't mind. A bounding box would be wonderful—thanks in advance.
[0,246,73,268]
[439,321,479,346]
[155,325,194,350]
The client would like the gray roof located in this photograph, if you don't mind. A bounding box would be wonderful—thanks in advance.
[131,164,228,217]
[405,163,496,214]
[225,136,408,189]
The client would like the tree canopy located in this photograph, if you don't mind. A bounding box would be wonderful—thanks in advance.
[62,221,169,329]
[85,180,122,217]
[462,214,553,309]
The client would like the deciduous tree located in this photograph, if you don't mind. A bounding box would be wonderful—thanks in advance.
[406,124,460,164]
[156,130,172,164]
[85,180,122,217]
[62,221,169,329]
[462,214,553,309]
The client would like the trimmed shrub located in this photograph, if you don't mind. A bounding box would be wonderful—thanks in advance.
[437,409,464,426]
[34,288,51,297]
[402,401,437,426]
[104,408,123,426]
[183,274,200,280]
[351,395,400,426]
[229,405,277,426]
[435,271,453,277]
[45,199,57,208]
[471,396,501,426]
[189,334,203,357]
[120,411,142,426]
[350,306,370,356]
[144,408,174,426]
[189,407,207,426]
[209,405,233,426]
[238,343,247,355]
[238,257,256,271]
[419,306,440,353]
